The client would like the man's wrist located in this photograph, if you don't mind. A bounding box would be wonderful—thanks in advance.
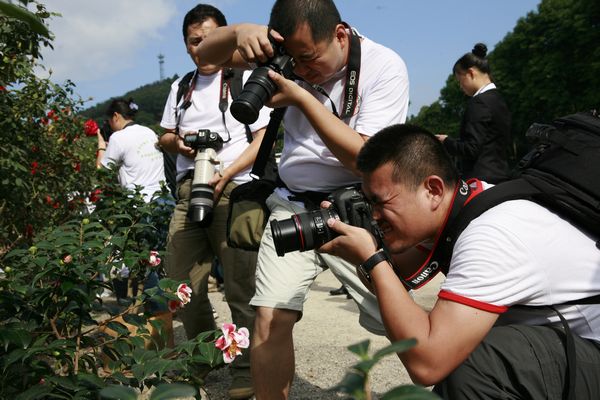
[358,250,388,282]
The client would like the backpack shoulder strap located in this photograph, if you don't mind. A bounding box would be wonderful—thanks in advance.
[176,70,196,106]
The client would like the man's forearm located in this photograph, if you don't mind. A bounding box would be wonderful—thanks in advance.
[159,132,180,154]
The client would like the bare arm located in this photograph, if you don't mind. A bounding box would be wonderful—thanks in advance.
[195,23,281,68]
[318,218,499,386]
[208,127,267,199]
[266,70,369,174]
[159,129,195,159]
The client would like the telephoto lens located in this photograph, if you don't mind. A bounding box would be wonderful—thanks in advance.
[188,148,219,226]
[230,67,278,125]
[270,208,339,257]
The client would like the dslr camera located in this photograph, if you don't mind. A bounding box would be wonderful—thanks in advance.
[270,186,382,256]
[183,129,224,226]
[230,34,296,125]
[100,120,113,142]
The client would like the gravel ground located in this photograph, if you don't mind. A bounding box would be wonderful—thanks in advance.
[172,269,443,399]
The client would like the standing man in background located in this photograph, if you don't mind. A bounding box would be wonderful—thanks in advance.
[159,4,270,399]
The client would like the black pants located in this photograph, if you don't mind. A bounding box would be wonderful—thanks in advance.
[433,325,600,400]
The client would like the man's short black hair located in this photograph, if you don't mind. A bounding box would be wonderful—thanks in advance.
[269,0,342,44]
[182,4,227,42]
[357,124,459,189]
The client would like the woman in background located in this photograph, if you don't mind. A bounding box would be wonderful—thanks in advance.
[437,43,512,184]
[96,98,165,202]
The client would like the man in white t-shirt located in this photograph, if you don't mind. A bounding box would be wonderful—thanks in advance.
[194,0,409,397]
[319,124,600,399]
[158,4,270,399]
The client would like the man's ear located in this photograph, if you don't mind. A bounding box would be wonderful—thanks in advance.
[423,175,446,210]
[335,24,348,47]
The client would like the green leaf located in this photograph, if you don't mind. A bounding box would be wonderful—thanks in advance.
[381,385,440,400]
[106,320,131,336]
[373,338,418,361]
[329,369,366,396]
[14,384,54,400]
[99,385,138,400]
[150,383,197,400]
[347,339,371,358]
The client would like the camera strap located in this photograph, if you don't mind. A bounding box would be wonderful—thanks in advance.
[310,23,361,120]
[399,180,484,290]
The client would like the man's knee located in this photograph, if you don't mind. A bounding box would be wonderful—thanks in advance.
[254,307,299,341]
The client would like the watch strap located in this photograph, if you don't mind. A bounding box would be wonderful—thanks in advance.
[359,251,388,282]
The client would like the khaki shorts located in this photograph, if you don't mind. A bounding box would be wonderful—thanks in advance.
[250,191,386,336]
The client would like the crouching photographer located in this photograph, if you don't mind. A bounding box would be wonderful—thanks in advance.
[318,123,600,399]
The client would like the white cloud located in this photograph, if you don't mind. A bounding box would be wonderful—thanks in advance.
[40,0,176,82]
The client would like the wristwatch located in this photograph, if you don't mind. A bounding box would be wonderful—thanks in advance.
[358,250,388,282]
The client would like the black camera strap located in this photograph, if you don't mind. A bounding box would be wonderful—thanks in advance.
[310,23,361,120]
[250,24,362,179]
[250,107,286,179]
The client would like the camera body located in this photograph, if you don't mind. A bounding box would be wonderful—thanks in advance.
[100,120,113,142]
[271,186,380,257]
[230,36,296,125]
[183,129,224,226]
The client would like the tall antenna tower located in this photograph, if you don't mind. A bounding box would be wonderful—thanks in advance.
[158,54,165,81]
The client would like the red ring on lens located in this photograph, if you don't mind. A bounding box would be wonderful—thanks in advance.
[292,214,305,251]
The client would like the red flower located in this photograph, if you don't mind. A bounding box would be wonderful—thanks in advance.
[24,224,34,238]
[52,201,60,209]
[45,195,53,205]
[0,86,5,91]
[73,162,81,172]
[89,188,102,203]
[30,161,39,175]
[47,110,58,122]
[84,119,99,137]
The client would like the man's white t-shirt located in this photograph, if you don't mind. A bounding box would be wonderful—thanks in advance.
[101,124,165,202]
[160,70,271,185]
[278,35,410,193]
[439,187,600,342]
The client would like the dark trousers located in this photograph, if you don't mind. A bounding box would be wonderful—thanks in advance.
[433,325,600,399]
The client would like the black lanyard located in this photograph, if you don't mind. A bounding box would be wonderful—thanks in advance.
[310,22,361,120]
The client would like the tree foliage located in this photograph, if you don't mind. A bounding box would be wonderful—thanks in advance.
[0,0,97,252]
[410,0,600,159]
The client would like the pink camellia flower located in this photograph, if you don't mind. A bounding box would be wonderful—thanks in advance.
[63,255,73,264]
[168,283,193,313]
[215,323,250,364]
[148,250,161,267]
[177,283,192,305]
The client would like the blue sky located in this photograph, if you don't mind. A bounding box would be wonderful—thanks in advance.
[41,0,540,116]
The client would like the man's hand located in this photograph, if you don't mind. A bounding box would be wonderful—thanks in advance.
[235,24,283,64]
[265,69,308,108]
[208,170,228,202]
[317,203,379,266]
[177,134,196,158]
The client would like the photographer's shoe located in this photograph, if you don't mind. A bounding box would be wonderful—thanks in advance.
[329,285,349,296]
[228,374,254,399]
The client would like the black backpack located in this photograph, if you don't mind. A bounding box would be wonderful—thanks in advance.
[430,111,600,400]
[162,68,251,198]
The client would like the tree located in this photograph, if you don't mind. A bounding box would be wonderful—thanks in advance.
[0,0,97,252]
[411,0,600,159]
